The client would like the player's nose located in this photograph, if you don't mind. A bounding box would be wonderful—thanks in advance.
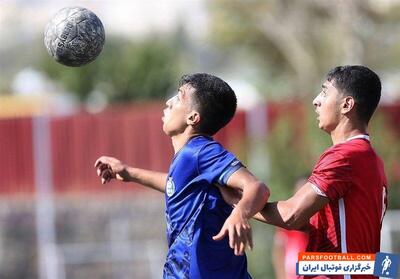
[165,95,178,108]
[312,95,320,107]
[165,97,173,107]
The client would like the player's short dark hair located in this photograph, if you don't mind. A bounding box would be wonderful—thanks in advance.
[326,65,381,124]
[179,73,237,136]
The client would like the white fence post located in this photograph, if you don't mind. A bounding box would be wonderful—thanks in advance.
[33,115,62,279]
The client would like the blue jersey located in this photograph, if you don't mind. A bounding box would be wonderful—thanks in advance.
[163,135,251,279]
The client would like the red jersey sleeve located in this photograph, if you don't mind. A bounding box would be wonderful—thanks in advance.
[308,147,352,200]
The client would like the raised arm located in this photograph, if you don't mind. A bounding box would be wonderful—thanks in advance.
[94,156,167,193]
[213,167,270,256]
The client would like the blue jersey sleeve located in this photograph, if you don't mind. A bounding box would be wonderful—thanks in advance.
[197,142,243,186]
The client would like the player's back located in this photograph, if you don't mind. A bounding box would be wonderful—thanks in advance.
[343,138,387,253]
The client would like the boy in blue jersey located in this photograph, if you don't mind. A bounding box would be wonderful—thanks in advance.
[95,73,270,279]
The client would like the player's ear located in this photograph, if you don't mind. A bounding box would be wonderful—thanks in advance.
[187,110,200,125]
[341,96,355,115]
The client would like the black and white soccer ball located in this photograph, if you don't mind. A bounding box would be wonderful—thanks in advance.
[44,7,105,67]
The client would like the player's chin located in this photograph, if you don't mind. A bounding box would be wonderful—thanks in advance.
[162,125,168,135]
[315,118,322,128]
[319,124,333,134]
[316,117,325,129]
[317,122,328,132]
[162,124,172,136]
[318,124,328,131]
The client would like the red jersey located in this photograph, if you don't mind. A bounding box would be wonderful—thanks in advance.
[306,135,388,279]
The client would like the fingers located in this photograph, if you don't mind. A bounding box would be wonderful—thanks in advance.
[94,156,113,168]
[232,223,252,256]
[96,163,109,176]
[248,226,253,251]
[94,157,108,175]
[94,157,116,184]
[237,241,245,256]
[212,225,228,241]
[234,224,244,256]
[214,223,253,256]
[229,224,235,250]
[94,157,105,168]
[236,224,244,255]
[96,163,111,179]
[101,169,114,184]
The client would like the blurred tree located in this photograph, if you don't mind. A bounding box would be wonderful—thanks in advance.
[266,115,311,200]
[265,103,322,200]
[207,0,400,98]
[39,36,182,102]
[369,111,400,209]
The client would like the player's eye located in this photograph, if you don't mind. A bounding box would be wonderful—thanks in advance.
[177,92,183,102]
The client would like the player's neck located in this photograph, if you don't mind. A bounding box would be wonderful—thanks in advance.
[330,121,368,145]
[171,129,199,154]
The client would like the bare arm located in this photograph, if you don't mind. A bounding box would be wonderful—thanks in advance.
[94,156,167,193]
[227,168,270,220]
[219,182,329,231]
[254,182,329,230]
[213,167,270,255]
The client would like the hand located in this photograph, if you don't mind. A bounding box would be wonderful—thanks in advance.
[94,156,128,184]
[212,207,253,256]
[217,185,242,207]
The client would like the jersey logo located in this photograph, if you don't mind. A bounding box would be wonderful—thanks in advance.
[166,177,175,197]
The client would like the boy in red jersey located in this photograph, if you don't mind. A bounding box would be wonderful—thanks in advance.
[219,65,388,279]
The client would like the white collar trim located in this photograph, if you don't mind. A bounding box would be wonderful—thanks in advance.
[346,134,370,142]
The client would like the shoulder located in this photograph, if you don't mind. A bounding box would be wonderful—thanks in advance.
[193,136,227,157]
[193,137,241,178]
[316,144,349,169]
[318,139,371,163]
[315,139,378,173]
[179,136,228,164]
[176,136,213,157]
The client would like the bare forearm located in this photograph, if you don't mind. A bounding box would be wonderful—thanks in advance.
[122,167,167,193]
[253,202,290,228]
[253,200,312,231]
[223,182,328,232]
[253,183,330,230]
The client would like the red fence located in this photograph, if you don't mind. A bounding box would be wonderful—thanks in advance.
[1,101,399,195]
[0,103,246,194]
[0,117,34,193]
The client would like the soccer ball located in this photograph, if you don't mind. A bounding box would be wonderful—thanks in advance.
[44,7,105,67]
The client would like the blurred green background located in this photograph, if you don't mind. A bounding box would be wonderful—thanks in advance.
[1,0,399,278]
